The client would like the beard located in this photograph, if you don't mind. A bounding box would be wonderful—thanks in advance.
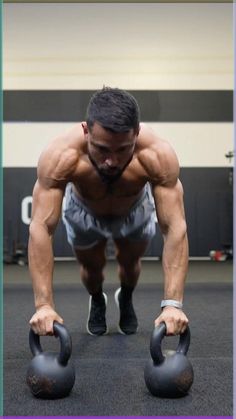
[88,152,133,186]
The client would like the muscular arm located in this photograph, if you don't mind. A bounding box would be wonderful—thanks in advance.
[139,131,189,334]
[152,179,189,304]
[28,139,79,334]
[29,179,64,309]
[151,149,189,334]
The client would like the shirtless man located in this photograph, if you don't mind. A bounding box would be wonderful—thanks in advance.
[29,87,189,337]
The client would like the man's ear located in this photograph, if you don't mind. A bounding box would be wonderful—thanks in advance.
[81,122,89,135]
[136,124,141,136]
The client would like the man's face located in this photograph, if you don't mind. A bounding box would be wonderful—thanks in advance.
[83,122,139,183]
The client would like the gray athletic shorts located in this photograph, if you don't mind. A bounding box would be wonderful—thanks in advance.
[62,183,156,249]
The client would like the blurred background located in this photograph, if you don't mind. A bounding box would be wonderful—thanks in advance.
[3,2,234,261]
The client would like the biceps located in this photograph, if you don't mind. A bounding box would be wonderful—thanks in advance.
[31,181,64,234]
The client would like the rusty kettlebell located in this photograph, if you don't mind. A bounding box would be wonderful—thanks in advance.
[26,321,75,399]
[144,322,194,398]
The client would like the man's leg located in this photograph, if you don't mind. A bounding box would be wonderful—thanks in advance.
[114,238,149,334]
[74,239,107,294]
[73,239,108,335]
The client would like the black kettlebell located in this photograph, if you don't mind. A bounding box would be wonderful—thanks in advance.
[144,322,194,398]
[26,321,75,399]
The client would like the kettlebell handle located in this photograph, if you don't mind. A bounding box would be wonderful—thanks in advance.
[29,321,72,366]
[150,322,191,365]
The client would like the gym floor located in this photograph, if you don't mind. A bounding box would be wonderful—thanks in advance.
[4,260,233,416]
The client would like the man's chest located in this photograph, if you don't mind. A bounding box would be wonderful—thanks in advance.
[72,157,148,200]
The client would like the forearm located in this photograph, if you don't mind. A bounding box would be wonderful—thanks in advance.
[28,221,55,309]
[162,229,189,302]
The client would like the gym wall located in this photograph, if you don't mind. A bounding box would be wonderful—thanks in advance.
[3,3,233,258]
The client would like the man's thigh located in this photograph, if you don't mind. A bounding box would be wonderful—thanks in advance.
[73,239,107,270]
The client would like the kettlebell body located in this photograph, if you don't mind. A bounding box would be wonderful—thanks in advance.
[26,322,75,399]
[144,323,194,398]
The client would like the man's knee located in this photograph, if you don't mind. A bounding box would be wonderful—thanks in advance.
[117,252,139,266]
[79,252,106,271]
[81,257,106,273]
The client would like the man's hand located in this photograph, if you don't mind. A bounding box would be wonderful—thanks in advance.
[29,305,64,336]
[155,306,189,335]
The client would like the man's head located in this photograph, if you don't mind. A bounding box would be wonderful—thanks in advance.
[86,86,140,133]
[83,87,140,184]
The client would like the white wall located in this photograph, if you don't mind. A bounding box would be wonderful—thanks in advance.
[3,122,233,168]
[3,3,233,90]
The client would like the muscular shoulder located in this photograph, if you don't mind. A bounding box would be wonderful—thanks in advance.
[137,124,179,186]
[37,123,84,188]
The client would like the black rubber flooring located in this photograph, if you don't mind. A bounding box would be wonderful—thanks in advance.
[3,261,233,416]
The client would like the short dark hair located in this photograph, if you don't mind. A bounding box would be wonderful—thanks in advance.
[86,87,140,133]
